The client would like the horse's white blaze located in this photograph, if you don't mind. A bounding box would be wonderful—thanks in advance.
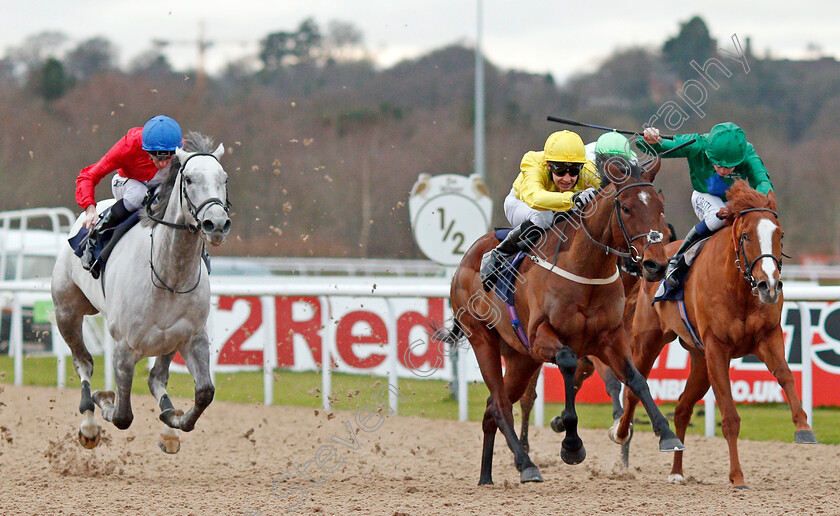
[638,191,650,205]
[757,218,778,285]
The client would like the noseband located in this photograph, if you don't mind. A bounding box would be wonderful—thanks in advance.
[580,182,665,262]
[731,207,783,291]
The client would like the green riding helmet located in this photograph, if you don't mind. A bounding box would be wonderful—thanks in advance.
[705,122,747,167]
[594,131,637,160]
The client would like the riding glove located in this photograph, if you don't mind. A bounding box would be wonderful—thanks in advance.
[572,187,597,207]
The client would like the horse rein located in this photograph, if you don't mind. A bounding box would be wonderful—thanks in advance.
[146,152,230,294]
[731,207,783,292]
[579,182,665,262]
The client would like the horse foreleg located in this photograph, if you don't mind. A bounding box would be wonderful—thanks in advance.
[172,332,215,433]
[612,329,670,446]
[148,352,181,453]
[94,348,135,430]
[602,339,683,453]
[754,328,817,444]
[668,349,710,484]
[554,345,587,465]
[705,339,746,488]
[548,356,596,435]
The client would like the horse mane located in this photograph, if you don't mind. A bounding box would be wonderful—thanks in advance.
[721,179,774,225]
[141,131,216,226]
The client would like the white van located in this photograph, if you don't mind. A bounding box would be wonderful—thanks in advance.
[0,207,76,352]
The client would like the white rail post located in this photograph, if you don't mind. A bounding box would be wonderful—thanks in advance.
[53,321,68,389]
[11,292,23,386]
[458,341,468,422]
[104,326,114,391]
[704,388,716,437]
[534,366,545,427]
[386,298,399,415]
[321,296,332,411]
[207,297,216,386]
[262,295,276,406]
[799,301,813,425]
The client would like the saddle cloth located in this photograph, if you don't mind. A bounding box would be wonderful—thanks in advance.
[68,208,141,275]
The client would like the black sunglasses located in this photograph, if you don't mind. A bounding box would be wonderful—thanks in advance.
[548,161,583,178]
[148,150,175,160]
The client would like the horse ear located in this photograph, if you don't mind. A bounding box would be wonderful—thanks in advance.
[767,189,777,210]
[212,143,225,160]
[175,147,189,163]
[640,155,661,182]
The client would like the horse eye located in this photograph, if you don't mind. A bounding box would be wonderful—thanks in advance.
[185,176,193,185]
[621,205,630,215]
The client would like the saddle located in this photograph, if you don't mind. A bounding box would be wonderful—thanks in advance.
[652,238,711,350]
[68,207,141,277]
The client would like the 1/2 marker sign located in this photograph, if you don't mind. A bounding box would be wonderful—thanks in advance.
[408,174,493,266]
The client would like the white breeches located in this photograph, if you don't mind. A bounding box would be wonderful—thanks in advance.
[690,191,726,231]
[503,189,555,228]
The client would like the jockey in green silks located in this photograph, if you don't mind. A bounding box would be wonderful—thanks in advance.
[637,122,774,287]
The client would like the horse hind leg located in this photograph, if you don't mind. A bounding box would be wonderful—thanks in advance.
[52,294,100,449]
[518,370,539,454]
[149,352,181,454]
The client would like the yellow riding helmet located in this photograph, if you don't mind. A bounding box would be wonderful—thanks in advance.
[544,130,587,163]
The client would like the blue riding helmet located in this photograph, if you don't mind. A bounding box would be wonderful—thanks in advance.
[141,115,183,151]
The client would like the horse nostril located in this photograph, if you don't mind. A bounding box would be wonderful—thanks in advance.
[642,260,663,273]
[222,219,232,234]
[201,220,215,233]
[757,280,770,293]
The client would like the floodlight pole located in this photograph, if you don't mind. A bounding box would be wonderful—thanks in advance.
[474,0,485,180]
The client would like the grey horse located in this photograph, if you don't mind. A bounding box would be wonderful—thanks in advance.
[51,132,231,453]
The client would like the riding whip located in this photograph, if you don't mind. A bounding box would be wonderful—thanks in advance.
[546,115,675,140]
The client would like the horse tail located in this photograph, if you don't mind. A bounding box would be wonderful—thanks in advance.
[429,319,466,346]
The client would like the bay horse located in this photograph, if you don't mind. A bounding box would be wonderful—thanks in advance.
[613,180,817,488]
[51,132,231,454]
[518,223,677,455]
[441,163,684,485]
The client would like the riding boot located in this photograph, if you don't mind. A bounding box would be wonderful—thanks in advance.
[81,199,131,278]
[664,223,712,288]
[480,220,543,292]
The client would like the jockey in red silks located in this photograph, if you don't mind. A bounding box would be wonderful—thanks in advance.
[75,115,182,274]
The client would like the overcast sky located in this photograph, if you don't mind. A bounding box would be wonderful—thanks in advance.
[3,0,839,84]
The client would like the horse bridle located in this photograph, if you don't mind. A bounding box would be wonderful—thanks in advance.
[146,152,231,294]
[580,182,665,262]
[146,152,231,233]
[731,207,784,291]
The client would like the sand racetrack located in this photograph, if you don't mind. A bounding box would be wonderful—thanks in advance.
[1,383,839,515]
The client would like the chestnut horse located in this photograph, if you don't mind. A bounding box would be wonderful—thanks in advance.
[441,164,683,485]
[613,180,817,488]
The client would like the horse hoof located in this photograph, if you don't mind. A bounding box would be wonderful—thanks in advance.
[159,408,185,429]
[77,427,101,449]
[478,478,494,486]
[520,466,544,483]
[561,442,586,465]
[92,390,115,408]
[668,473,686,485]
[158,434,181,454]
[794,429,818,444]
[609,420,631,445]
[550,416,565,433]
[733,484,749,490]
[659,436,684,452]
